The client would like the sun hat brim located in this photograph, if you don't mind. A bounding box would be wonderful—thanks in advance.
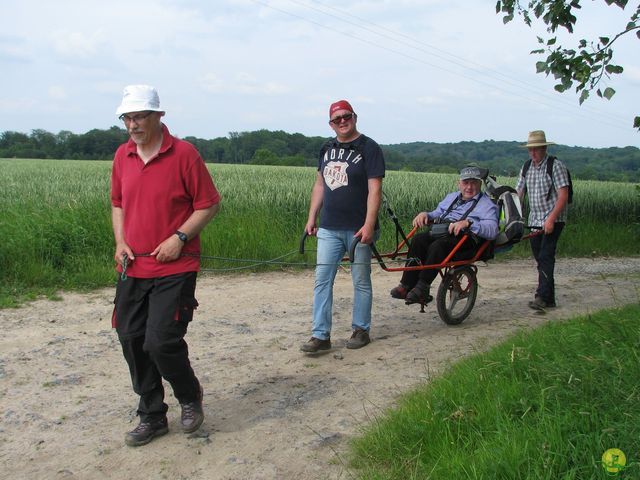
[521,141,555,147]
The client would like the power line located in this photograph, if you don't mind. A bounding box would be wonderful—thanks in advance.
[250,0,631,131]
[288,0,631,127]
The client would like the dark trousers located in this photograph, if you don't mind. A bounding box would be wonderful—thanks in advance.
[529,223,564,305]
[113,272,201,422]
[400,232,477,289]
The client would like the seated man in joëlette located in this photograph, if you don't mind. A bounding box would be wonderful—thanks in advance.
[390,166,499,305]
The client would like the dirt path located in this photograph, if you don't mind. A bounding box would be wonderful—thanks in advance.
[1,258,639,480]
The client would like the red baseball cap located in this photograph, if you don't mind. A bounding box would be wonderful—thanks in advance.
[329,100,354,117]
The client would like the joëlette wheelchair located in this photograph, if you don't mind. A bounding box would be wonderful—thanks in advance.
[298,169,539,325]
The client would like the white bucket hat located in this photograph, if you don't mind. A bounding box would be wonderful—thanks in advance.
[116,85,164,116]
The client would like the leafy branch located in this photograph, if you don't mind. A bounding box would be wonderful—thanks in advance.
[497,0,640,130]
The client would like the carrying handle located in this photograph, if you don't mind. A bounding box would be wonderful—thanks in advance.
[299,231,309,254]
[348,236,386,268]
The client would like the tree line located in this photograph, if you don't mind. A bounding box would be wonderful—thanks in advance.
[1,127,638,182]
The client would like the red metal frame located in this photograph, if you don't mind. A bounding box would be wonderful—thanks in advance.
[360,227,542,276]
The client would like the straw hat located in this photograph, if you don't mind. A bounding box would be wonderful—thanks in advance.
[523,130,555,147]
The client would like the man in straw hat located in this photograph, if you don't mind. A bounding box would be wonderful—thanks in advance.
[111,85,221,446]
[516,130,570,311]
[301,100,385,353]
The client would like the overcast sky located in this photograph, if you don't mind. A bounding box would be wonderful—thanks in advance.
[2,0,638,148]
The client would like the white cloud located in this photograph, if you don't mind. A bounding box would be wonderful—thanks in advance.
[416,96,445,106]
[0,36,31,62]
[51,29,107,59]
[198,72,290,95]
[623,65,640,83]
[0,97,37,112]
[48,86,67,100]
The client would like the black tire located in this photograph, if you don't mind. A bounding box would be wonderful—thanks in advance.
[436,266,478,325]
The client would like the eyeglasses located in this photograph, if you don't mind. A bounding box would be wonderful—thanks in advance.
[329,113,354,125]
[119,111,154,123]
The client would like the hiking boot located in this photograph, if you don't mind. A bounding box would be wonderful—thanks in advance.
[300,337,331,353]
[346,328,370,349]
[405,286,432,305]
[180,386,204,433]
[390,284,409,299]
[124,418,168,447]
[528,297,556,311]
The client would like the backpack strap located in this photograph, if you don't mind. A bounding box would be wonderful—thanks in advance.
[437,193,481,223]
[522,158,532,179]
[319,137,336,158]
[545,156,556,201]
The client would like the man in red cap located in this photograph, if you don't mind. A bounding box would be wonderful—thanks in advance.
[301,100,386,352]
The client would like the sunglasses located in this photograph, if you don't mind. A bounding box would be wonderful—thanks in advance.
[329,113,354,125]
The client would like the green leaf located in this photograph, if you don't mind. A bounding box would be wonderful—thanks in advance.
[554,83,569,93]
[535,61,548,73]
[495,1,501,14]
[531,49,545,54]
[633,116,640,129]
[547,37,557,45]
[603,87,616,100]
[534,3,544,18]
[605,64,624,74]
[503,14,513,24]
[599,36,610,45]
[579,90,589,105]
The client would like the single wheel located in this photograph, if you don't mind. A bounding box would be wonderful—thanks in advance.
[436,266,478,325]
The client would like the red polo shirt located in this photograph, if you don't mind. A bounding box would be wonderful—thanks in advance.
[111,124,220,278]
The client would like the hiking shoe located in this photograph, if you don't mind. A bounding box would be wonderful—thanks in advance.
[125,418,168,447]
[180,386,204,433]
[405,286,432,305]
[300,337,331,353]
[346,328,370,349]
[528,297,556,311]
[390,284,409,299]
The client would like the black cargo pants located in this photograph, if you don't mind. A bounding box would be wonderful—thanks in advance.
[113,272,201,422]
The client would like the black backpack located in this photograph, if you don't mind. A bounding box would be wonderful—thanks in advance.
[522,155,573,204]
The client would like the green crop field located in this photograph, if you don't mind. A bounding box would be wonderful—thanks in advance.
[1,158,638,306]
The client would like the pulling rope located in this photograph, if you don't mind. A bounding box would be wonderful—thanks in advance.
[119,248,414,281]
[118,194,418,280]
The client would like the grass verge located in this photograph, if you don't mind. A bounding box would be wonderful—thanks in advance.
[349,303,640,479]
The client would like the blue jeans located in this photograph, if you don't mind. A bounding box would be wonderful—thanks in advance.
[311,228,377,340]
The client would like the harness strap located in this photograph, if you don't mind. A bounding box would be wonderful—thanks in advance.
[437,193,481,223]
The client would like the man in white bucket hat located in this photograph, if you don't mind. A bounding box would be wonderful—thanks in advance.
[110,85,221,446]
[516,130,570,311]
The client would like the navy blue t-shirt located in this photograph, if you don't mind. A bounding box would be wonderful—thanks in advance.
[318,134,386,230]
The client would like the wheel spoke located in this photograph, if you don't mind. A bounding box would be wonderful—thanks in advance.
[448,291,461,310]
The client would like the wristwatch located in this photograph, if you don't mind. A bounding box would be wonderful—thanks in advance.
[175,230,188,243]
